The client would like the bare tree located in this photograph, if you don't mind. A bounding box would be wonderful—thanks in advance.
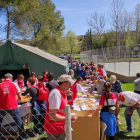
[119,11,134,45]
[134,3,140,44]
[88,11,106,49]
[110,0,124,46]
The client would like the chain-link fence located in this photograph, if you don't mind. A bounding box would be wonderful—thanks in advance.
[0,103,71,140]
[80,44,140,76]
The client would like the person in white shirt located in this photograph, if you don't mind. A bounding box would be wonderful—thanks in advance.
[71,77,88,96]
[44,74,77,140]
[101,64,107,79]
[116,91,140,132]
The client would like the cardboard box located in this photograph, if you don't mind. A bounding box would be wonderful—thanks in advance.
[71,110,100,140]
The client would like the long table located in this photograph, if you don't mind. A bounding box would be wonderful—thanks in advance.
[2,102,32,126]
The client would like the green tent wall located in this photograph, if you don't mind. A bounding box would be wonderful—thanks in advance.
[0,40,69,79]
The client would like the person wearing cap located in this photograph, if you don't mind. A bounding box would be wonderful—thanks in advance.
[83,66,93,80]
[134,73,140,94]
[0,73,26,139]
[97,64,107,80]
[107,75,123,124]
[107,75,123,93]
[115,91,140,132]
[44,74,77,140]
[89,74,106,95]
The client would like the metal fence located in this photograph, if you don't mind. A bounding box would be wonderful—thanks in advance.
[80,44,140,76]
[0,103,71,140]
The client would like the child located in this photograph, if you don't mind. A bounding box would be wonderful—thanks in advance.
[37,76,46,91]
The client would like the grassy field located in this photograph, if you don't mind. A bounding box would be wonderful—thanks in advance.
[74,55,80,60]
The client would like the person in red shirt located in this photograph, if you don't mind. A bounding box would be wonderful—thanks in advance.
[37,76,46,91]
[97,64,107,80]
[0,73,26,139]
[14,74,24,88]
[43,70,48,83]
[69,77,88,105]
[44,74,77,140]
[89,82,119,140]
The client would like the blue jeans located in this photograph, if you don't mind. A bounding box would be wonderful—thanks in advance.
[124,106,140,131]
[0,108,26,139]
[74,70,77,79]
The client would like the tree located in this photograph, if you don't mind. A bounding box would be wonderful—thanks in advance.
[81,29,94,51]
[66,30,78,55]
[134,3,140,44]
[0,0,20,39]
[88,11,106,49]
[13,0,65,47]
[110,0,124,46]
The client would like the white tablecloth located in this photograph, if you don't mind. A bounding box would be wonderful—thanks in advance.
[2,103,32,126]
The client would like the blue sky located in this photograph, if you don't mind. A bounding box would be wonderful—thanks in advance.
[52,0,140,35]
[0,0,140,40]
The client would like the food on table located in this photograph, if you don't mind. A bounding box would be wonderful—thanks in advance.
[83,100,90,104]
[77,93,83,97]
[75,99,82,103]
[20,95,32,103]
[89,94,101,99]
[95,105,99,107]
[74,98,98,109]
[90,101,96,104]
[87,104,94,107]
[88,95,94,98]
[94,94,101,99]
[85,98,95,103]
[77,102,84,105]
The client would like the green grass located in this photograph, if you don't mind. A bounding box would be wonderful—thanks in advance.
[121,82,134,92]
[115,107,140,140]
[74,55,80,60]
[74,54,140,62]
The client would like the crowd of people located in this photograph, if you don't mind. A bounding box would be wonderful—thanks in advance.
[0,58,140,140]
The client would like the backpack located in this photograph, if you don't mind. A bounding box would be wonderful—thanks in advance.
[37,88,48,101]
[33,86,48,101]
